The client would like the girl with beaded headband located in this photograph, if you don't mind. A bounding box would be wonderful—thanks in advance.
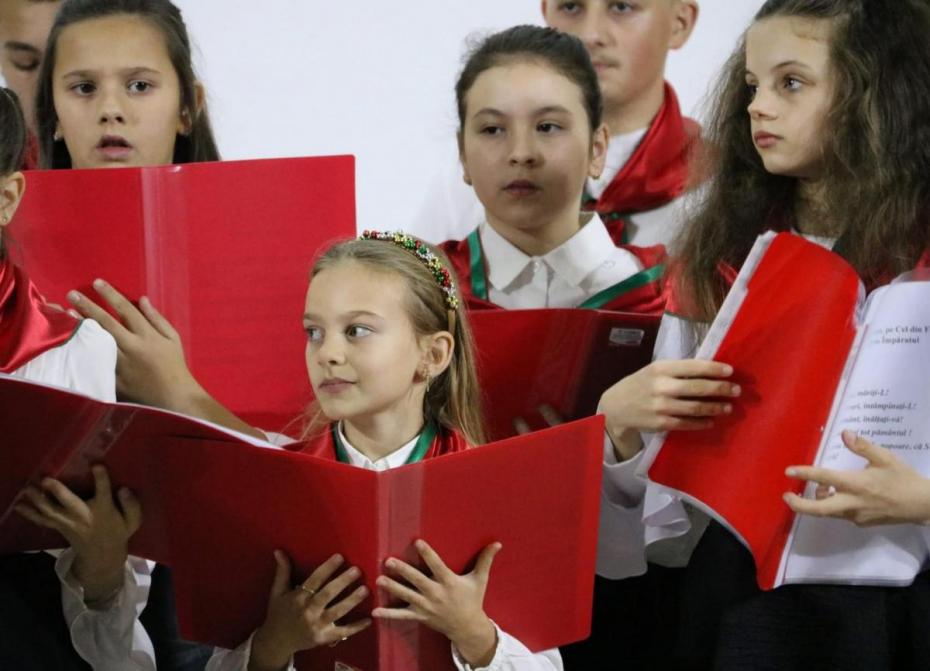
[68,232,563,670]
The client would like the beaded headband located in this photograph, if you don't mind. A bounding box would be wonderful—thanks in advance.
[359,230,460,311]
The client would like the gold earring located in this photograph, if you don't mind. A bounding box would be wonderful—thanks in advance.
[421,365,432,393]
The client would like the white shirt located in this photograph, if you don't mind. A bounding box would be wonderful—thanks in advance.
[207,427,563,671]
[10,319,158,671]
[408,130,689,250]
[478,220,644,310]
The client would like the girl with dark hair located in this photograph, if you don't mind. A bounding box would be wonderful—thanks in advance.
[596,0,930,668]
[33,0,219,169]
[440,25,667,316]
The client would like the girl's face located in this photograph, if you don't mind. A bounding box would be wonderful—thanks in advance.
[459,60,607,238]
[51,14,187,169]
[0,0,59,133]
[745,16,835,180]
[303,262,431,427]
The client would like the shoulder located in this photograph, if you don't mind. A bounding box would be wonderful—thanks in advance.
[9,320,117,401]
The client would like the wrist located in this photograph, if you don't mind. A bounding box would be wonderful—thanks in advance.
[609,426,644,462]
[451,614,497,668]
[72,557,125,606]
[248,627,292,671]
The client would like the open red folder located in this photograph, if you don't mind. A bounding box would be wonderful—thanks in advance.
[8,157,356,430]
[0,375,603,669]
[468,309,660,440]
[641,232,930,589]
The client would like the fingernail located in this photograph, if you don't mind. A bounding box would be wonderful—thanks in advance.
[67,291,82,303]
[731,385,741,396]
[93,279,106,289]
[842,430,855,443]
[333,553,343,562]
[785,467,797,477]
[348,567,360,577]
[376,577,387,586]
[358,586,369,596]
[385,558,396,568]
[140,296,150,308]
[724,404,733,414]
[722,364,734,376]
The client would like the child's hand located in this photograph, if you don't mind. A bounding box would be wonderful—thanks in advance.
[784,431,930,527]
[598,359,740,461]
[373,540,502,669]
[67,279,199,409]
[14,464,140,605]
[249,552,371,671]
[513,404,563,435]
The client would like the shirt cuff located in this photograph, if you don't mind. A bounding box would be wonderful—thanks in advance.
[205,632,296,671]
[451,622,561,671]
[602,433,647,507]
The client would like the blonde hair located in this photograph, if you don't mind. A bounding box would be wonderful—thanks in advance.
[300,236,486,446]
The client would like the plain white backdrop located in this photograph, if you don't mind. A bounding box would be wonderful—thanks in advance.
[9,1,768,229]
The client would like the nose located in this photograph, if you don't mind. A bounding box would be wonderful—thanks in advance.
[747,87,776,121]
[577,7,607,49]
[314,333,345,367]
[97,85,127,125]
[508,127,541,167]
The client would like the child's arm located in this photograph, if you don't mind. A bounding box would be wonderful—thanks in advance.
[374,540,562,671]
[785,430,930,527]
[207,552,370,671]
[67,280,262,439]
[15,465,157,670]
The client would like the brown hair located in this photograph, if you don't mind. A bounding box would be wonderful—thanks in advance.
[34,0,220,168]
[302,237,486,446]
[677,0,930,322]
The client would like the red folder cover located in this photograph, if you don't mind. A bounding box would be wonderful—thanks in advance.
[157,417,604,670]
[468,309,660,440]
[643,233,862,589]
[8,157,356,430]
[0,375,270,563]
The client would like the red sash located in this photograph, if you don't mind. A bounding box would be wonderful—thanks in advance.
[440,232,667,315]
[584,83,702,240]
[0,256,79,373]
[297,423,470,462]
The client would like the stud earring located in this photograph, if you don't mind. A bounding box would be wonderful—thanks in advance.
[53,130,63,142]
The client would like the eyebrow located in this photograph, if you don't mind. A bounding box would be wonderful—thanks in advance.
[303,310,383,321]
[472,105,573,117]
[3,41,40,55]
[60,66,162,79]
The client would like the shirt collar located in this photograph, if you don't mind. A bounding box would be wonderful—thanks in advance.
[479,219,618,290]
[336,422,419,471]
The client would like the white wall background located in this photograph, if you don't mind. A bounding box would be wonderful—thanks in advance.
[21,1,768,229]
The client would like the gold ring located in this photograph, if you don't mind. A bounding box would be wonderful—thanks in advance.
[328,636,349,648]
[299,585,317,596]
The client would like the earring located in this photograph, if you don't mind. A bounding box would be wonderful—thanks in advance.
[1,212,8,225]
[53,130,62,142]
[420,365,432,393]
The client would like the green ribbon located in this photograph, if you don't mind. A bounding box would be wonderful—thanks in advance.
[467,228,663,309]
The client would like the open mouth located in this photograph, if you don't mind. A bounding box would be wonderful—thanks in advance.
[504,180,541,196]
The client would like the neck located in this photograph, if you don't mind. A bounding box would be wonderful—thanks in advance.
[486,208,581,257]
[342,404,426,462]
[795,179,837,238]
[603,79,666,136]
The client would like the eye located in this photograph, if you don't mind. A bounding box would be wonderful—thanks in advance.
[746,83,758,100]
[11,58,39,73]
[479,125,504,136]
[127,80,152,94]
[557,1,582,15]
[69,82,96,96]
[537,121,562,133]
[783,76,803,92]
[346,325,373,339]
[304,326,323,343]
[609,1,634,13]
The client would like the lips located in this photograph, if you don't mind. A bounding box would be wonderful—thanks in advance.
[753,131,781,149]
[318,378,356,394]
[503,179,541,197]
[96,135,133,160]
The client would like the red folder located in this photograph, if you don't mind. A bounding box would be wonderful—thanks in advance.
[157,418,604,670]
[0,375,268,562]
[8,157,356,430]
[643,233,862,589]
[468,309,660,440]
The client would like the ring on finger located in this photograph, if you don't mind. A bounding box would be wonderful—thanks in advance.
[299,584,317,597]
[328,635,350,648]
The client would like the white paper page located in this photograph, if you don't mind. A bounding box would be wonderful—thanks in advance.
[784,280,930,584]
